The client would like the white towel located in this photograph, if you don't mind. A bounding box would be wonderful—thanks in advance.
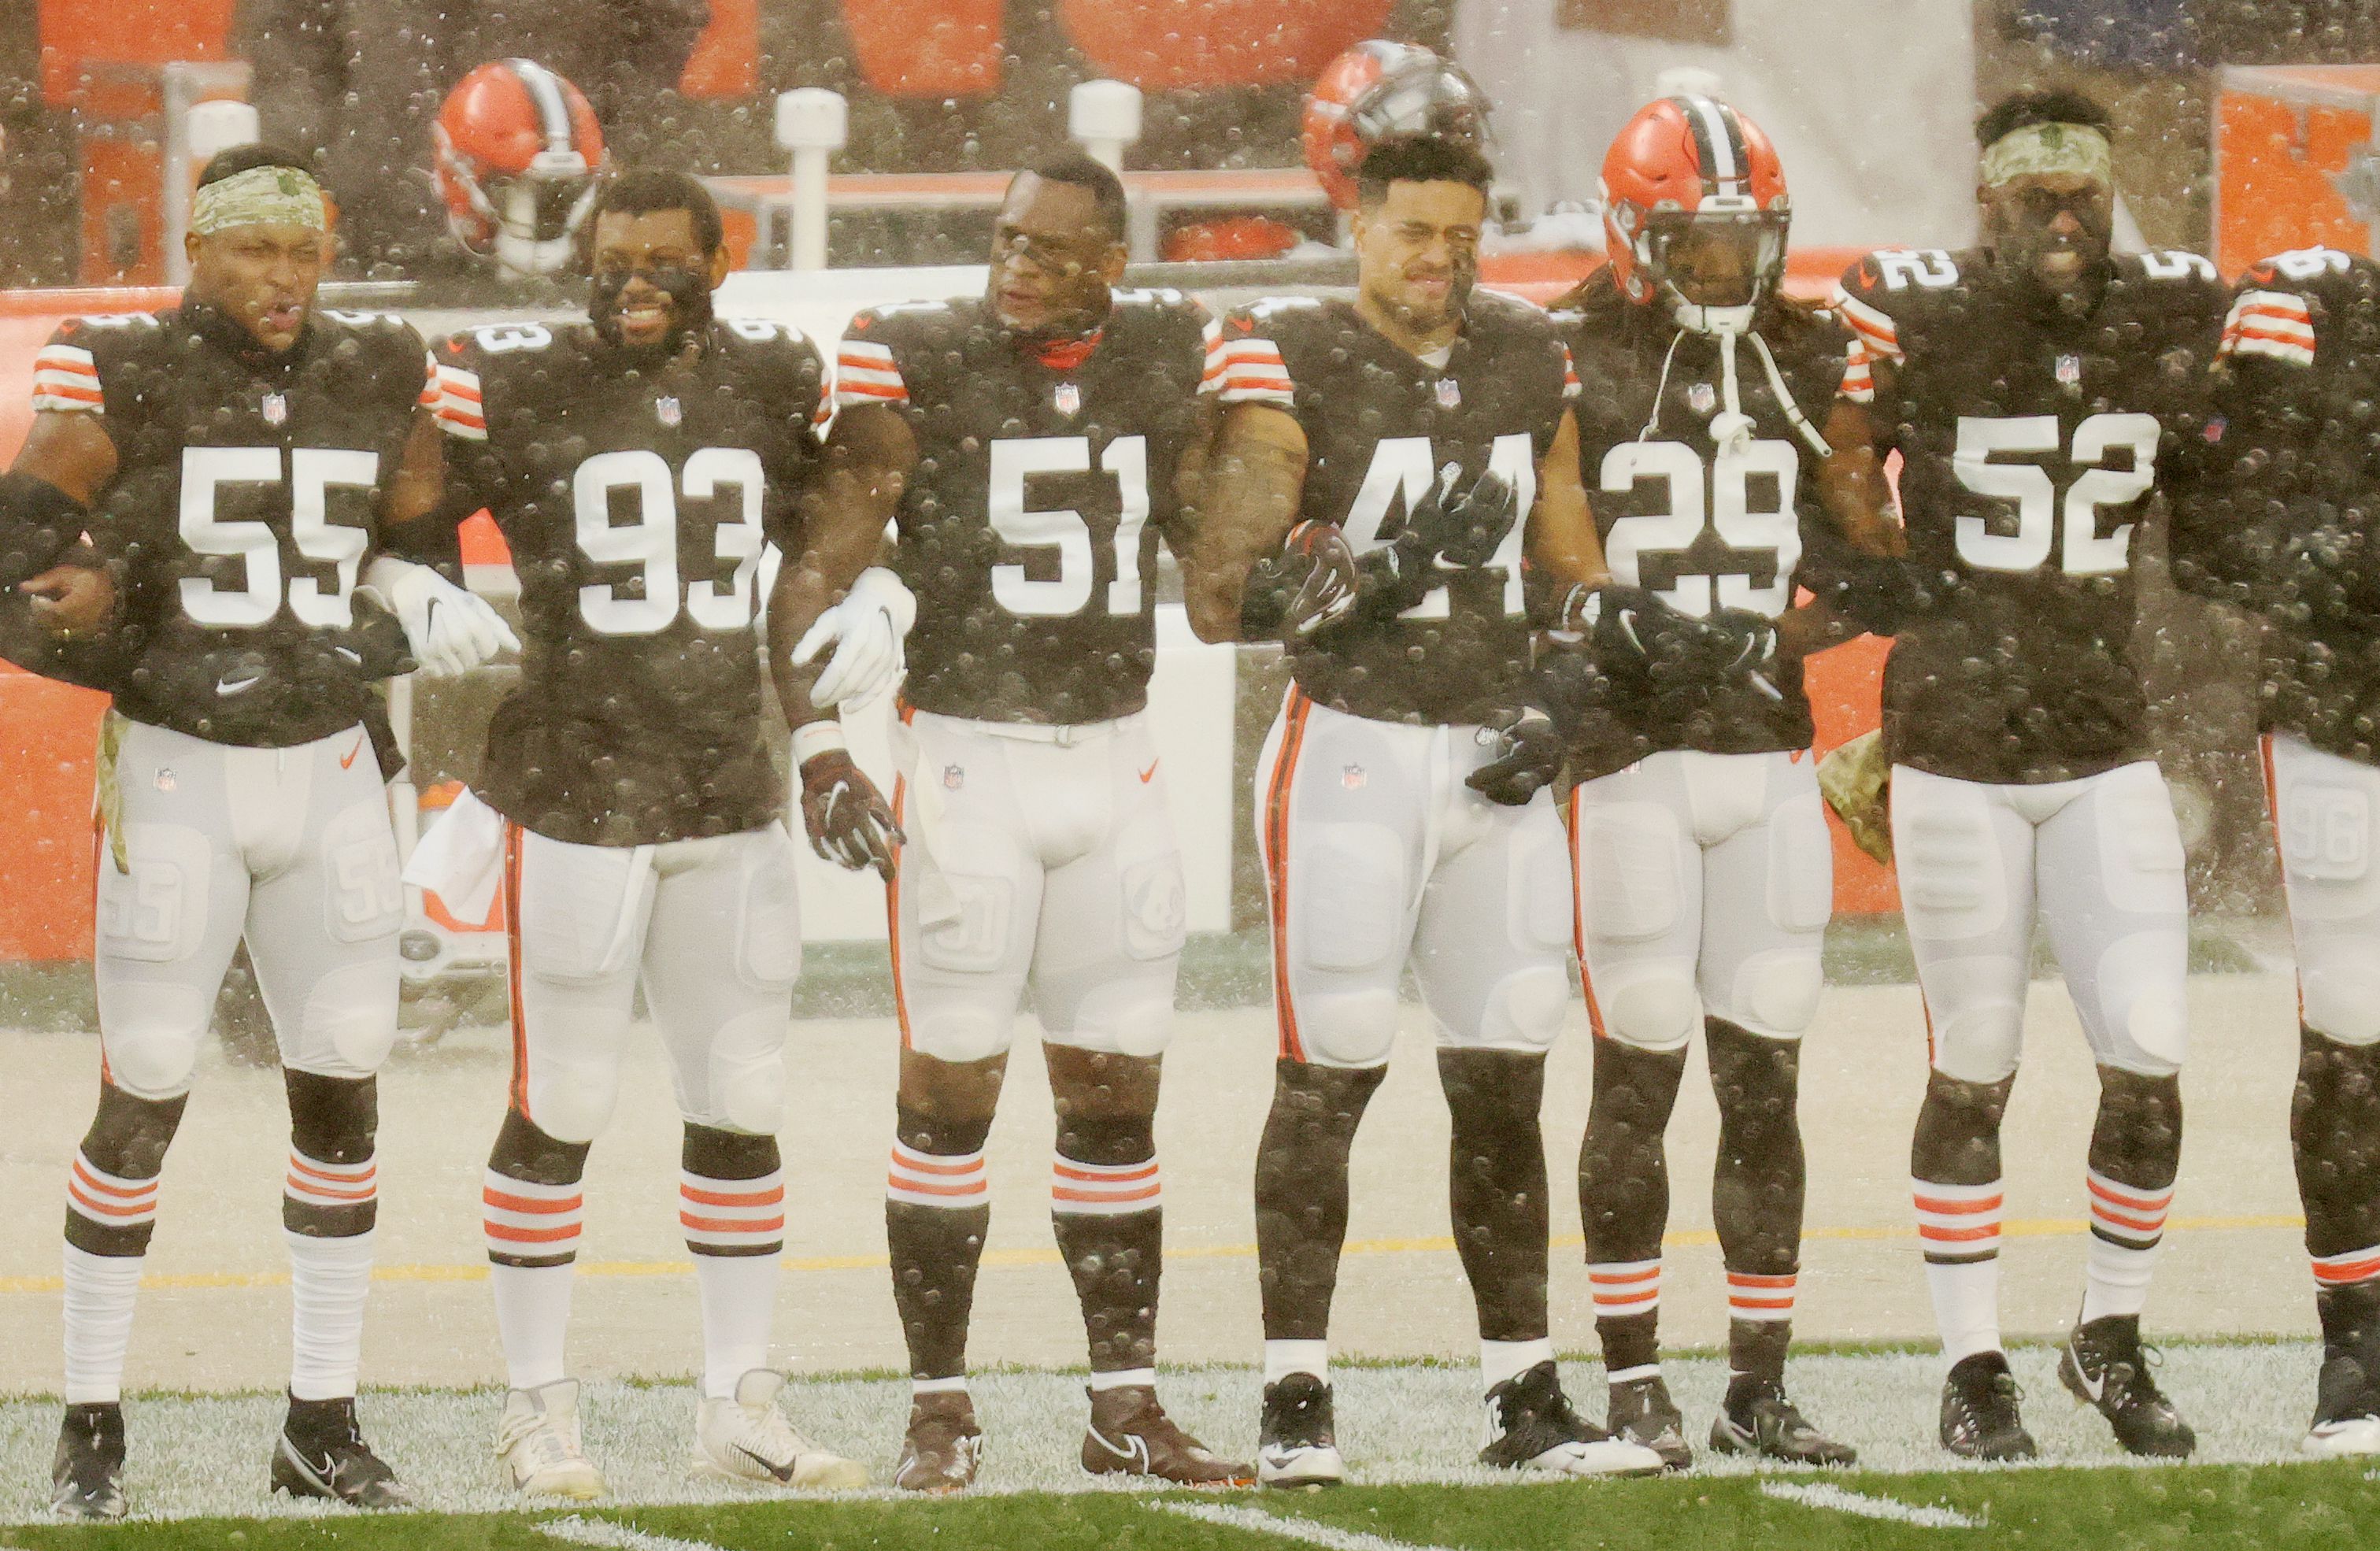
[402,787,508,924]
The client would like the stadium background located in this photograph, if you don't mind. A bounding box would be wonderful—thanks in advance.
[0,0,2378,1512]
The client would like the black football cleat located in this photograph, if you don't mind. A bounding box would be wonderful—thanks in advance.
[1709,1384,1856,1468]
[1257,1372,1345,1488]
[1606,1373,1693,1471]
[271,1395,412,1509]
[1939,1351,2037,1461]
[51,1401,127,1521]
[2304,1348,2380,1457]
[2058,1314,2194,1458]
[1478,1361,1664,1477]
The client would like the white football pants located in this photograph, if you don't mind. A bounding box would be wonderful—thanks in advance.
[2265,732,2380,1046]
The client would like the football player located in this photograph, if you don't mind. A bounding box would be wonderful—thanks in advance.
[2170,244,2380,1456]
[1824,90,2223,1460]
[428,170,881,1497]
[1186,131,1662,1485]
[13,145,514,1520]
[1547,95,1883,1471]
[783,156,1246,1491]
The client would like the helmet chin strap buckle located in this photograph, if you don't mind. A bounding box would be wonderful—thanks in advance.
[1667,296,1758,337]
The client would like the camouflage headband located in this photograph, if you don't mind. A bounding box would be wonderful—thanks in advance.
[190,165,328,236]
[1979,121,2112,188]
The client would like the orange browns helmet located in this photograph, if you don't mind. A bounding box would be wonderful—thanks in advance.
[1601,95,1790,310]
[432,59,607,276]
[1302,41,1493,212]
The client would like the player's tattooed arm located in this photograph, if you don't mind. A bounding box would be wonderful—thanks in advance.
[770,402,916,726]
[5,408,120,635]
[1523,407,1608,591]
[1183,402,1308,642]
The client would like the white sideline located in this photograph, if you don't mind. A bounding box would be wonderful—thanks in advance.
[1760,1481,1982,1529]
[539,1513,731,1551]
[1158,1501,1469,1551]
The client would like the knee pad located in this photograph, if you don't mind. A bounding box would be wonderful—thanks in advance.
[488,1107,590,1186]
[894,1101,994,1160]
[1918,953,2027,1084]
[1057,979,1175,1059]
[297,959,400,1076]
[683,1121,779,1180]
[1056,1109,1157,1168]
[526,1057,623,1146]
[1475,963,1569,1051]
[907,994,1015,1065]
[1575,804,1685,944]
[1594,961,1700,1053]
[703,1006,789,1135]
[81,1084,188,1179]
[1296,824,1408,972]
[1288,986,1400,1068]
[285,1071,377,1164]
[1720,949,1823,1039]
[2300,949,2380,1047]
[2092,931,2188,1076]
[97,1000,206,1101]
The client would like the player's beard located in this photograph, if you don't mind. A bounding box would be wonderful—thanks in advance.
[1997,220,2112,316]
[590,267,714,360]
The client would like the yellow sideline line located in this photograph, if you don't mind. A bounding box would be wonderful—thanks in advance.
[0,1213,2305,1296]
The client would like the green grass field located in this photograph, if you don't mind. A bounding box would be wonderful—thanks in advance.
[7,1463,2380,1551]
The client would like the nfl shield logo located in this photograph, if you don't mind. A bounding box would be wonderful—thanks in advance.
[2055,354,2082,386]
[943,764,964,790]
[1342,764,1366,790]
[656,395,683,427]
[1435,378,1462,409]
[1053,382,1083,416]
[1687,381,1717,414]
[261,392,288,425]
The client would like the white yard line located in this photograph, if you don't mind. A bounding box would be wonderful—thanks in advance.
[539,1513,732,1551]
[1760,1481,1982,1530]
[1157,1500,1472,1551]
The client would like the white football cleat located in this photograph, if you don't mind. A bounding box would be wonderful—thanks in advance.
[2304,1414,2380,1457]
[693,1369,869,1490]
[496,1379,605,1500]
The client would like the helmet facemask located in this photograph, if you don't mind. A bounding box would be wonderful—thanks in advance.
[1639,202,1790,335]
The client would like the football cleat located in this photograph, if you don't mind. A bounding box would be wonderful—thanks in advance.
[1606,1373,1693,1471]
[50,1401,127,1522]
[1709,1385,1857,1468]
[2057,1314,2195,1458]
[895,1390,984,1494]
[693,1370,868,1490]
[496,1378,605,1500]
[1939,1351,2037,1461]
[271,1395,412,1508]
[1082,1383,1253,1486]
[1257,1372,1345,1489]
[2304,1351,2380,1458]
[1479,1361,1664,1478]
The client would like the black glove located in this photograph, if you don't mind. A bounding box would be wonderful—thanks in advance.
[1357,465,1520,614]
[1240,520,1360,640]
[1465,707,1564,805]
[1695,605,1784,698]
[799,750,903,880]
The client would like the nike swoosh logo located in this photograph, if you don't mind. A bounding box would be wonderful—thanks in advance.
[1138,761,1159,783]
[216,673,262,697]
[334,647,363,665]
[732,1443,797,1483]
[340,737,364,770]
[2071,1353,2106,1403]
[1086,1427,1150,1471]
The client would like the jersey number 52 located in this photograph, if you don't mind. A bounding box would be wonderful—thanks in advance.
[1950,413,2159,576]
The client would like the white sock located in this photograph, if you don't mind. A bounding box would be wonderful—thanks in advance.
[1480,1336,1555,1394]
[2081,1235,2160,1323]
[912,1374,969,1397]
[492,1261,576,1391]
[1090,1366,1158,1392]
[1264,1338,1329,1386]
[62,1246,144,1405]
[286,1229,376,1401]
[695,1251,780,1399]
[1924,1258,2002,1370]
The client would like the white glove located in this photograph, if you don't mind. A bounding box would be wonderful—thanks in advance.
[361,555,520,678]
[792,565,915,708]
